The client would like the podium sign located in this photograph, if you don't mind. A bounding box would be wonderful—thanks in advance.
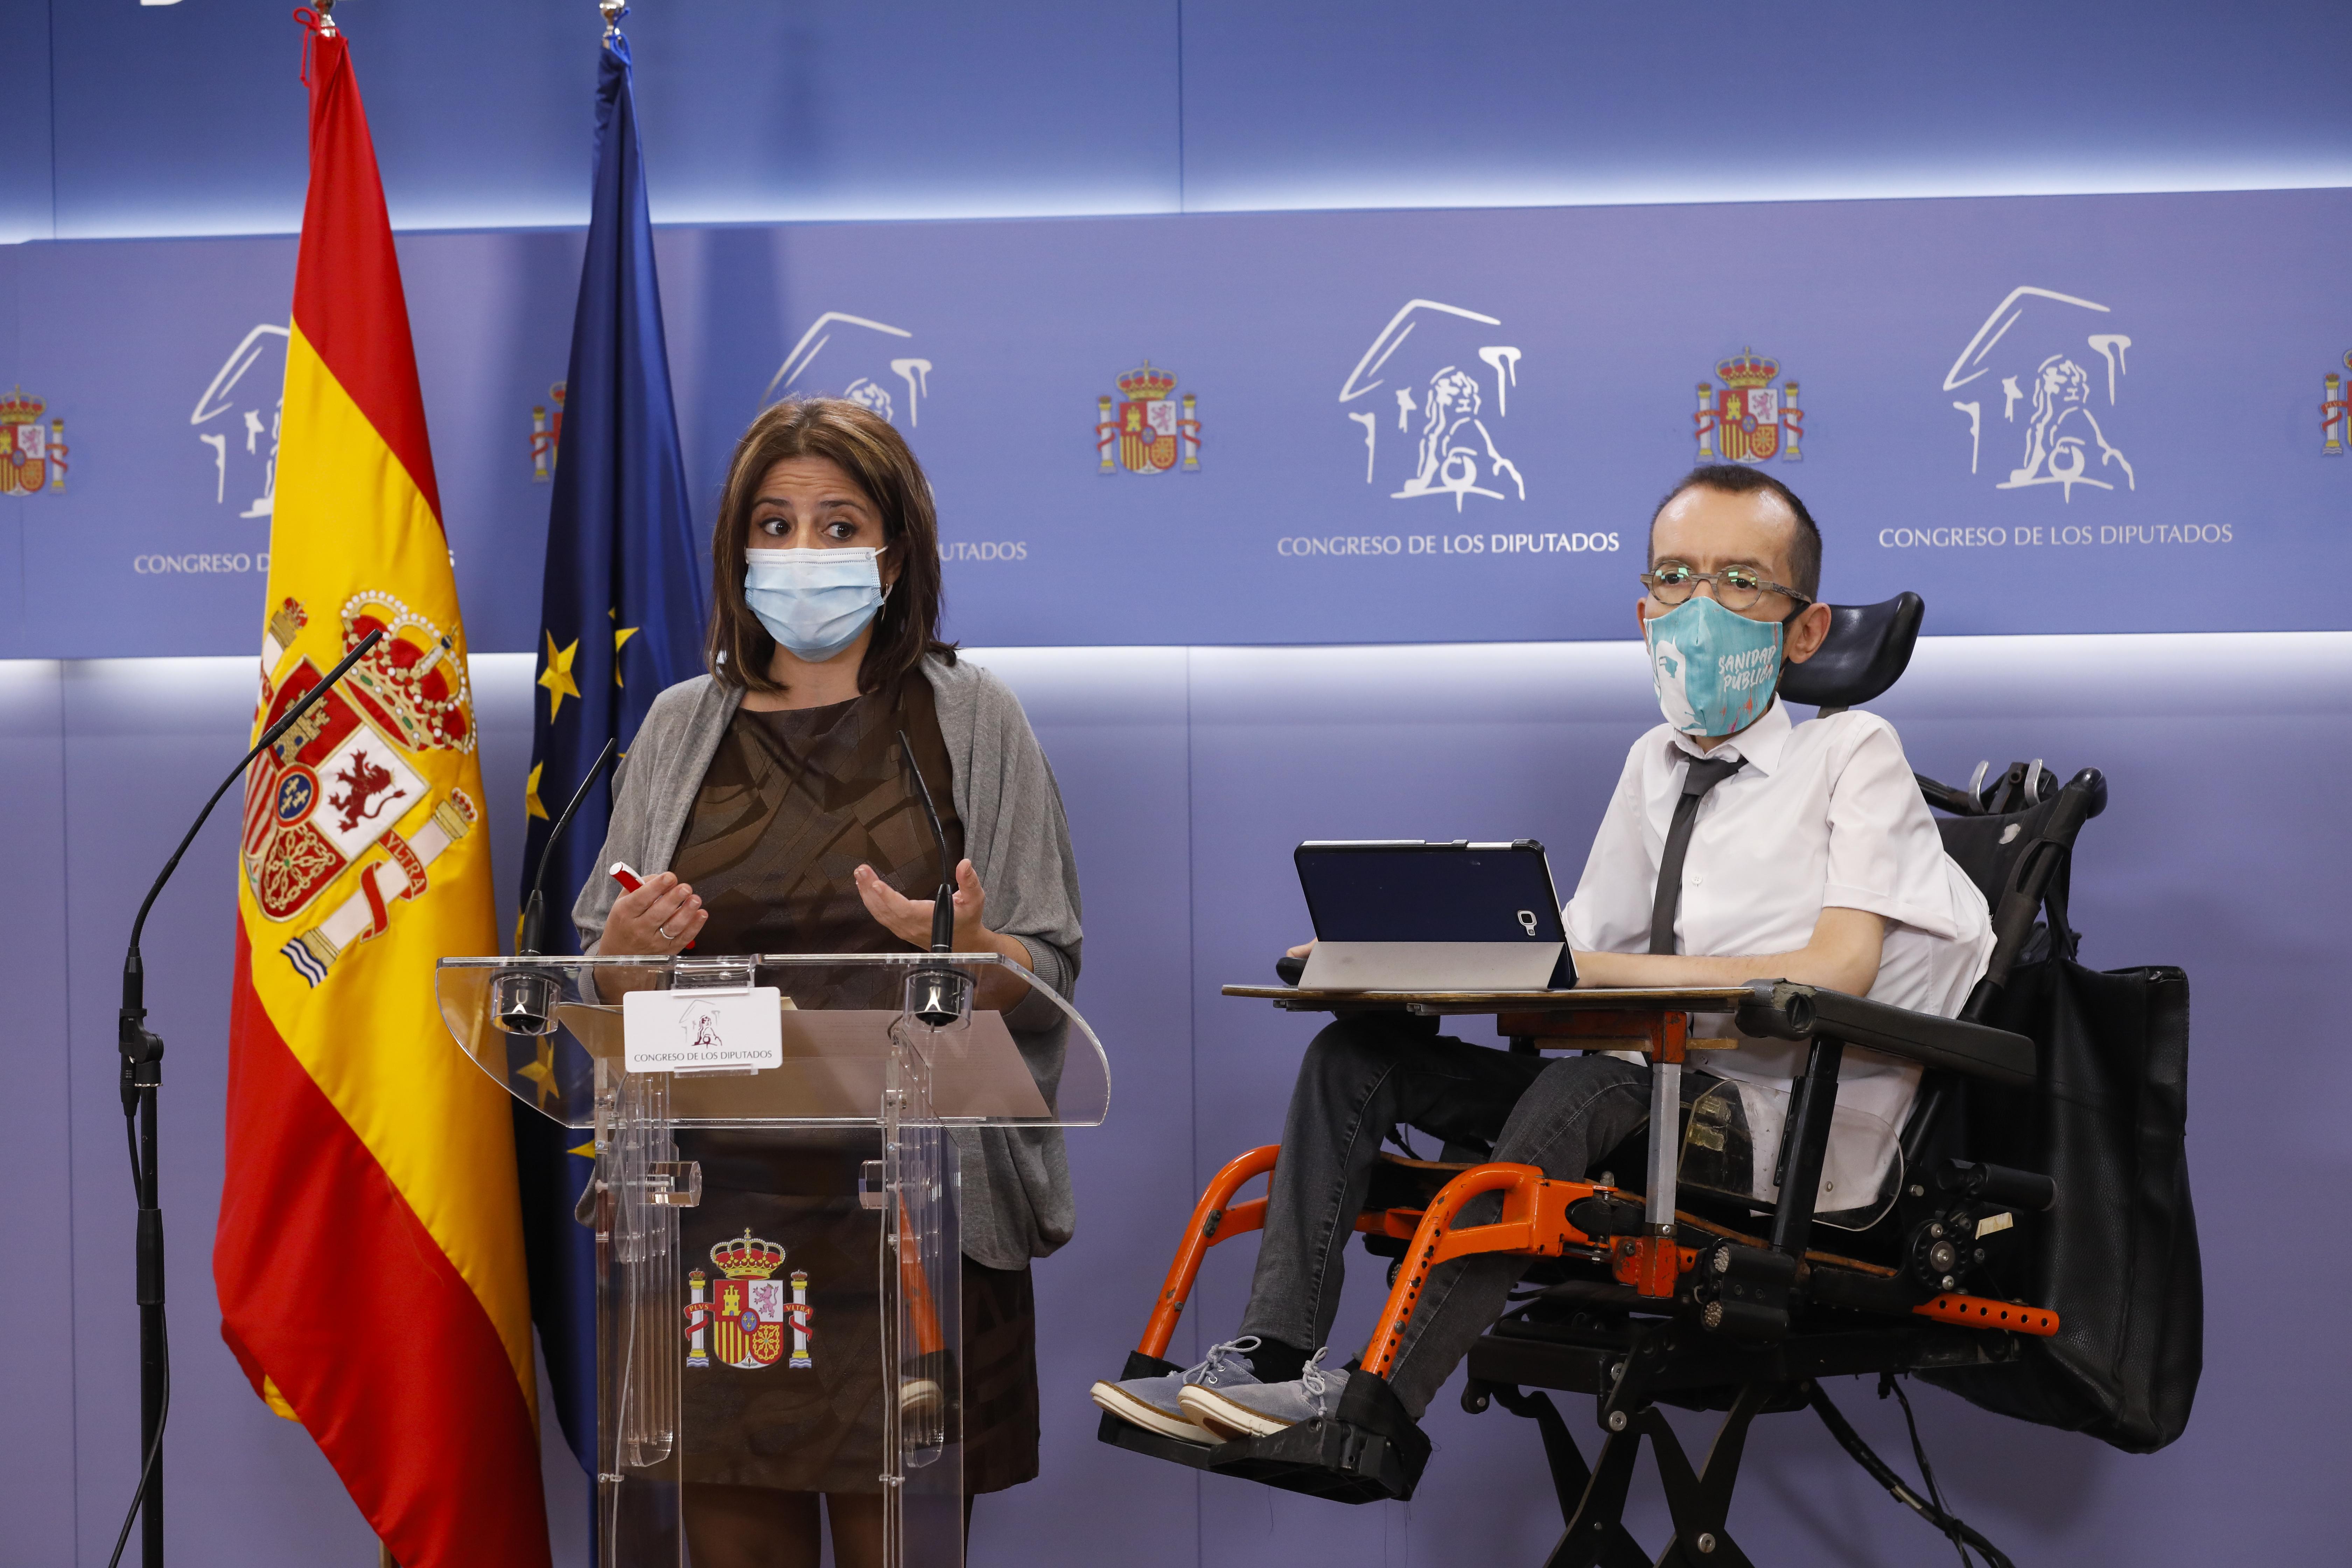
[436,953,1109,1568]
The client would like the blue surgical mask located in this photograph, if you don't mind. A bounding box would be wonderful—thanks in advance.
[743,548,888,662]
[1643,595,1784,737]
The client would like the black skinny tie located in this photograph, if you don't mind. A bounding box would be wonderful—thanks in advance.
[1648,756,1745,954]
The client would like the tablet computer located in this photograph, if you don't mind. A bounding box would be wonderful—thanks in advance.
[1293,840,1574,991]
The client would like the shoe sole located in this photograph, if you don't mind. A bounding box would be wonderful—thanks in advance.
[1091,1380,1219,1446]
[1178,1385,1295,1441]
[900,1379,944,1426]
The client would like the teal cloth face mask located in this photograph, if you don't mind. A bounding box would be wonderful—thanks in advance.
[1643,595,1784,737]
[743,547,887,662]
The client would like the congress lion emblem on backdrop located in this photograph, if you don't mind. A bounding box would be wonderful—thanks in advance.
[1942,286,2135,501]
[762,310,934,427]
[1338,299,1526,511]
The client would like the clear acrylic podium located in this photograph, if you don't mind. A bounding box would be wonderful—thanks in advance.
[436,953,1110,1568]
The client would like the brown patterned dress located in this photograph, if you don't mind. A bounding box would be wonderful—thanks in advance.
[667,676,1040,1496]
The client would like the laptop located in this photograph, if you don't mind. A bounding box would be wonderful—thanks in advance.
[1293,840,1575,992]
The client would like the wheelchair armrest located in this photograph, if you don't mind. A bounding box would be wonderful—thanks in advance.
[1734,980,2035,1088]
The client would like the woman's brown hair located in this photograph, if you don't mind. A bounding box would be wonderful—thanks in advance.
[706,397,956,695]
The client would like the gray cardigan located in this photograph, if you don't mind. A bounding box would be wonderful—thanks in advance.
[572,655,1086,1269]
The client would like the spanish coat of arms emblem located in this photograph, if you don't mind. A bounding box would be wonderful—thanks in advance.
[530,382,567,482]
[1096,363,1200,475]
[240,593,481,987]
[1,388,67,497]
[1694,349,1804,465]
[687,1231,814,1371]
[2320,351,2352,455]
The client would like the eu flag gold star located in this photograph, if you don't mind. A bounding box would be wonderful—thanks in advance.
[517,1036,561,1111]
[611,608,639,688]
[524,761,548,822]
[539,632,581,722]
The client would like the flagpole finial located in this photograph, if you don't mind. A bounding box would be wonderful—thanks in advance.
[600,1,626,41]
[315,0,338,35]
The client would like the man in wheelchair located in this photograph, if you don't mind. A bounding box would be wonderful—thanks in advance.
[1093,464,1995,1451]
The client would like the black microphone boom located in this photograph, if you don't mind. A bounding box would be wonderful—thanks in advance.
[492,737,621,1041]
[896,728,957,953]
[518,737,619,957]
[122,627,387,991]
[112,625,384,1568]
[896,729,971,1027]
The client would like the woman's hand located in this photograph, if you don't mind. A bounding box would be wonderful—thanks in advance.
[591,870,707,956]
[854,858,1035,1010]
[853,856,991,951]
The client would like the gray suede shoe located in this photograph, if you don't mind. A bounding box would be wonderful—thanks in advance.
[1178,1345,1347,1439]
[1091,1336,1265,1445]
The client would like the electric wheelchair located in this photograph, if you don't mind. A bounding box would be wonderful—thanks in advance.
[1098,593,2195,1568]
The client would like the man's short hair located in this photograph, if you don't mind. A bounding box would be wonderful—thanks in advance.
[1648,464,1822,601]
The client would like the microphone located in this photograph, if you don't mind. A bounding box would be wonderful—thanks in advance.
[111,624,382,1568]
[518,737,619,957]
[120,626,387,1062]
[494,737,619,1037]
[896,728,971,1028]
[896,729,957,954]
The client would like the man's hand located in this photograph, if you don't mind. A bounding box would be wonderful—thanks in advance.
[590,870,706,955]
[1286,940,1316,960]
[1572,907,1886,996]
[854,858,1036,1011]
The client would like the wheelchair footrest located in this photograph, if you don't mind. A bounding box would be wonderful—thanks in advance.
[1095,1352,1433,1503]
[1097,1406,1228,1472]
[1198,1368,1432,1505]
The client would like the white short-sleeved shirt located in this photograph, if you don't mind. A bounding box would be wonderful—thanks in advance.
[1563,698,1994,1214]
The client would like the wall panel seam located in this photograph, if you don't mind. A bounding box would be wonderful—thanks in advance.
[1183,641,1201,1566]
[56,659,80,1564]
[1176,0,1188,216]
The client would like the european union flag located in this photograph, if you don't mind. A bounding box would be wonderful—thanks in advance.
[517,23,705,1478]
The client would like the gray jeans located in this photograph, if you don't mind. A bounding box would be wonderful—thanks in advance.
[1236,1013,1657,1418]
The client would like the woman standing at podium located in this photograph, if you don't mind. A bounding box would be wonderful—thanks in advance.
[572,397,1084,1568]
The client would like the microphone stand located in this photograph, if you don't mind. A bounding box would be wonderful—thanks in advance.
[896,730,971,1028]
[111,626,384,1568]
[491,738,618,1037]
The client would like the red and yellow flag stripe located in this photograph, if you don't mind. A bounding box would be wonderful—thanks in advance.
[214,27,549,1568]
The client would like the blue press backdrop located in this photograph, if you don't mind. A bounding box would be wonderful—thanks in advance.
[4,190,2350,658]
[5,4,2351,1566]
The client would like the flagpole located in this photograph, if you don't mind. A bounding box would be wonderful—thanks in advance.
[514,9,710,1553]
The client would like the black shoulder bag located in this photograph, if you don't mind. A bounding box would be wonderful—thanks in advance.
[1921,856,2203,1453]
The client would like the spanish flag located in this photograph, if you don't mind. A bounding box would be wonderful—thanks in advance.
[213,22,551,1568]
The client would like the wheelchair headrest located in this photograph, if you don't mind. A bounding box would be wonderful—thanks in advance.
[1779,592,1924,709]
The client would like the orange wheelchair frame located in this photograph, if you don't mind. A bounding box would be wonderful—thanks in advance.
[1098,985,2063,1565]
[1135,1142,2054,1389]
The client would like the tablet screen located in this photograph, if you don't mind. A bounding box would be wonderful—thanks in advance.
[1295,842,1566,944]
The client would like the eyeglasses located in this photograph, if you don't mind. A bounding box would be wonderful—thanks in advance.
[1639,562,1813,613]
